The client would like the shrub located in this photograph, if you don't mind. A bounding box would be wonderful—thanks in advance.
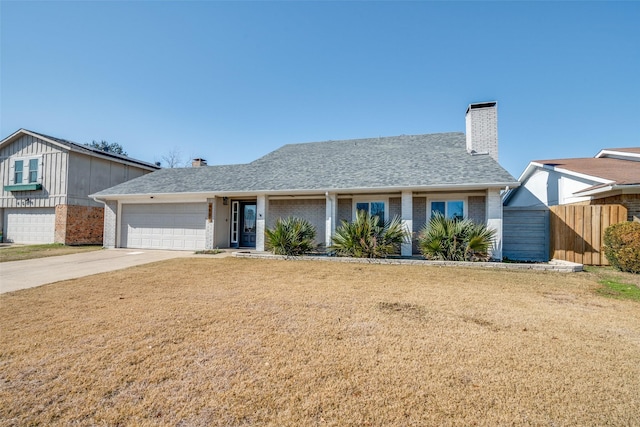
[603,221,640,274]
[418,213,496,261]
[330,211,410,258]
[265,216,317,256]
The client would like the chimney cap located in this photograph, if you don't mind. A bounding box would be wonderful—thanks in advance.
[466,101,497,114]
[191,158,208,167]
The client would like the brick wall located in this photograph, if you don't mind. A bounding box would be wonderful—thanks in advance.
[412,197,426,254]
[103,201,117,248]
[590,194,640,222]
[338,198,352,224]
[268,199,326,245]
[389,197,401,220]
[55,204,104,245]
[468,196,486,224]
[465,103,498,161]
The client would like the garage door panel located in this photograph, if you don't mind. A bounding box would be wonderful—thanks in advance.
[4,208,55,244]
[121,203,207,250]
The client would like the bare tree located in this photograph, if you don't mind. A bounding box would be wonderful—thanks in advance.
[161,147,186,168]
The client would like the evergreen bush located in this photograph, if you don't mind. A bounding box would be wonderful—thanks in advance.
[418,213,496,261]
[330,211,410,258]
[265,217,317,256]
[603,221,640,274]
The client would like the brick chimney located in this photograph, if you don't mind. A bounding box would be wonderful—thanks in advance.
[465,101,498,161]
[192,158,207,167]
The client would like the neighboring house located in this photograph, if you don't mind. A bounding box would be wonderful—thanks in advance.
[504,147,640,221]
[502,147,640,263]
[92,102,519,259]
[0,129,160,244]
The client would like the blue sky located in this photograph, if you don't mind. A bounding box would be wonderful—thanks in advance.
[1,1,638,177]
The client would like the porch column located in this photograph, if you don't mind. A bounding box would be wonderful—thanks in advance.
[401,190,413,256]
[325,192,337,250]
[486,188,503,261]
[256,195,268,251]
[205,197,216,250]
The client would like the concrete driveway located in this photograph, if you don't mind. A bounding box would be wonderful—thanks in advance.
[0,249,201,294]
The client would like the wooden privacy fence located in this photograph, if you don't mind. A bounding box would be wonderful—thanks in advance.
[550,204,627,265]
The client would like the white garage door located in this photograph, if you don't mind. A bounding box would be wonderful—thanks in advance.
[121,203,207,250]
[4,208,56,244]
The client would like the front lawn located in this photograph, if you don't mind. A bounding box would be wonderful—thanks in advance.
[0,243,102,262]
[1,258,639,425]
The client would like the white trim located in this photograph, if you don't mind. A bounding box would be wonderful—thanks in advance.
[427,196,468,221]
[325,192,337,247]
[8,155,42,185]
[256,195,266,251]
[401,190,413,257]
[91,182,521,201]
[231,201,239,244]
[116,201,122,248]
[352,196,390,222]
[596,149,640,161]
[574,183,640,197]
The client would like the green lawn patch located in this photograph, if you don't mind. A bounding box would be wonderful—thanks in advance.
[597,278,640,301]
[194,248,224,255]
[0,243,102,262]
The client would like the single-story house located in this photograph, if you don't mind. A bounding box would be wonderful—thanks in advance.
[0,129,160,244]
[503,147,640,221]
[92,102,519,258]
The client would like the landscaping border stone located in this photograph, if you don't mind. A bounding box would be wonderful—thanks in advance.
[232,251,583,273]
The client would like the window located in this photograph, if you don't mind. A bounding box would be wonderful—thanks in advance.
[14,160,23,184]
[5,156,42,192]
[11,157,41,184]
[231,201,239,244]
[29,159,39,183]
[356,201,386,223]
[430,200,465,221]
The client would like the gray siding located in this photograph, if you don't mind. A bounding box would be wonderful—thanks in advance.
[67,153,148,207]
[503,207,549,262]
[0,134,68,208]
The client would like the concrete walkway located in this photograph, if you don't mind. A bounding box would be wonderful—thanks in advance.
[0,248,218,294]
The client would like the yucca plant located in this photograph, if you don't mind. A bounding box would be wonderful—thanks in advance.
[418,213,496,261]
[330,210,410,258]
[265,216,317,256]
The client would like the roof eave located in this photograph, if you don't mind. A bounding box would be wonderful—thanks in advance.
[573,183,640,197]
[91,181,521,201]
[596,149,640,160]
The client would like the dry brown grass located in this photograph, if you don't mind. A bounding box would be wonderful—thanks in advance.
[1,258,639,426]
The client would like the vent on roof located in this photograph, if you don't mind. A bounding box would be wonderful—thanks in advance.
[465,101,498,161]
[192,158,207,167]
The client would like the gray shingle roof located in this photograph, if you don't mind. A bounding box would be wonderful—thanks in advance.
[92,132,518,197]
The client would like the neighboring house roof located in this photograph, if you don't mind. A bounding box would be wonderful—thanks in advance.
[597,147,640,155]
[531,157,640,186]
[504,147,640,204]
[0,128,160,171]
[92,132,518,198]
